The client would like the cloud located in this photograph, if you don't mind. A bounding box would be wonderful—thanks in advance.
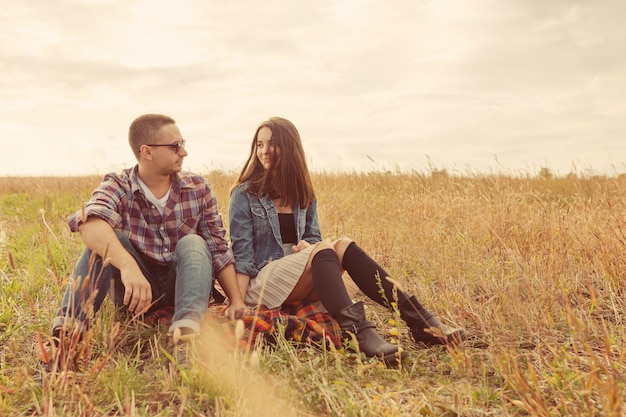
[1,0,625,176]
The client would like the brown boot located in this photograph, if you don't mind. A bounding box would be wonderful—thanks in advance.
[335,301,407,365]
[399,296,466,346]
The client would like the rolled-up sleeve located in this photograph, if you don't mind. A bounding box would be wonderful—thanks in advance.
[228,186,258,278]
[67,174,125,232]
[198,182,234,274]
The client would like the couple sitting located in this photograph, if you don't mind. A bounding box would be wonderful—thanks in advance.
[47,114,465,371]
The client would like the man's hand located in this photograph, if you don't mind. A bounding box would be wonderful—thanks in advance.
[216,264,249,320]
[225,300,249,320]
[78,217,154,315]
[120,266,153,315]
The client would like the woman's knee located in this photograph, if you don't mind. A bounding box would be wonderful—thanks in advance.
[310,240,335,257]
[306,241,338,273]
[333,237,354,261]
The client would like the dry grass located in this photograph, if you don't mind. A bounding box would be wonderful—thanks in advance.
[0,171,625,416]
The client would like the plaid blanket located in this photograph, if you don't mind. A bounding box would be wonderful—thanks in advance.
[145,301,343,349]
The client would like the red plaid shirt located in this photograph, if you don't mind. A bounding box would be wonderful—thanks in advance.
[68,166,234,272]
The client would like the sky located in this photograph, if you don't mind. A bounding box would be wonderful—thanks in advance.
[1,0,625,177]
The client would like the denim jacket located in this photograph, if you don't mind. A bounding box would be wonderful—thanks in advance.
[229,183,322,279]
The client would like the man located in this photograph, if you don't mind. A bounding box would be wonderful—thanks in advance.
[50,113,245,368]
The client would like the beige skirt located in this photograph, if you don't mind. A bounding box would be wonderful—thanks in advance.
[244,242,360,310]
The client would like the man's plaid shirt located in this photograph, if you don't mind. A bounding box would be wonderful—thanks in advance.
[68,165,234,273]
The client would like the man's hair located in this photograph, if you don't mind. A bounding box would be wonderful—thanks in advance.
[128,114,176,160]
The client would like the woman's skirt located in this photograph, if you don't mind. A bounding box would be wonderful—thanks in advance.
[244,242,360,310]
[245,244,315,309]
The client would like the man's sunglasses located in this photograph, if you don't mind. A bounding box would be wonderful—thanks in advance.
[145,140,186,154]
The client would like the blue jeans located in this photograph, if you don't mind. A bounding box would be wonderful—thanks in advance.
[52,232,214,334]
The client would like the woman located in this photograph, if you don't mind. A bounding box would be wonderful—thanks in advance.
[228,117,465,364]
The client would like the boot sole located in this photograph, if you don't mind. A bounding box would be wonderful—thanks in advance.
[377,349,408,366]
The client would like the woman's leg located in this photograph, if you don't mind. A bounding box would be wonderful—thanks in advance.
[284,241,352,310]
[334,238,408,308]
[284,242,327,303]
[338,238,466,346]
[290,241,405,365]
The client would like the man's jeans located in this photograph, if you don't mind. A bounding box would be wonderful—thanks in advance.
[52,232,214,335]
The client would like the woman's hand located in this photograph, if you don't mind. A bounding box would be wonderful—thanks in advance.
[291,240,311,254]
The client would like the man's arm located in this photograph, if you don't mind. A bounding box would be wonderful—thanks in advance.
[78,217,152,314]
[215,263,247,320]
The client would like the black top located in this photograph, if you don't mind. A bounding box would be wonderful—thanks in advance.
[278,213,297,244]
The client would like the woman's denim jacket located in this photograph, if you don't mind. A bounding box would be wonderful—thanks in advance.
[229,183,322,279]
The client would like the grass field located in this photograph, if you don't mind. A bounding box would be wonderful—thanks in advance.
[0,171,625,416]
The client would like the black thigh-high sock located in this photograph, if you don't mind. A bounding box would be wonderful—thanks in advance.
[342,242,409,309]
[311,249,353,316]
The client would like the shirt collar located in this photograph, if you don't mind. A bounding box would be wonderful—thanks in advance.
[129,166,193,195]
[129,165,143,195]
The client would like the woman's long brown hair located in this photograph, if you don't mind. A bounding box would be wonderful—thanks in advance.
[233,117,315,209]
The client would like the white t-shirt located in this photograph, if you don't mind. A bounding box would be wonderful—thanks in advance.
[137,176,171,216]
